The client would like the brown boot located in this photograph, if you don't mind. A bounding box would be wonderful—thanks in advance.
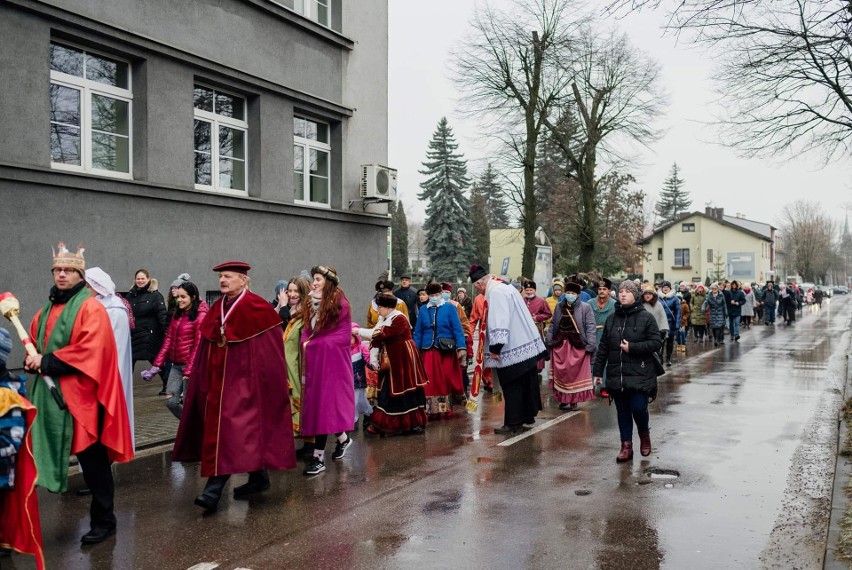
[616,441,633,463]
[639,431,652,456]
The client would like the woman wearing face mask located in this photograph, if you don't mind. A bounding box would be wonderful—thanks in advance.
[593,280,662,462]
[282,276,312,458]
[299,266,356,476]
[412,282,467,418]
[546,281,596,410]
[521,280,552,373]
[144,282,208,419]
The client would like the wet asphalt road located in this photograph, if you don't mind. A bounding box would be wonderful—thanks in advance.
[5,297,852,570]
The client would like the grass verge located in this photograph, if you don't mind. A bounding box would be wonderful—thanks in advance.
[837,397,852,560]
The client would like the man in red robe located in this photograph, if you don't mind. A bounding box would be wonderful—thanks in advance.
[173,261,296,511]
[25,243,133,545]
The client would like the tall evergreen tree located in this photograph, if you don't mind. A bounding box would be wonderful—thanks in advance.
[477,163,512,228]
[391,200,409,278]
[418,117,473,282]
[654,162,691,225]
[470,184,491,266]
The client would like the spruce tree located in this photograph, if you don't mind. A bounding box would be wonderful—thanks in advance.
[470,184,491,266]
[391,201,409,278]
[418,117,474,282]
[654,162,691,225]
[477,163,512,228]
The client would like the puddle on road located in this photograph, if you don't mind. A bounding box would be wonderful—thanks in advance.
[645,468,680,480]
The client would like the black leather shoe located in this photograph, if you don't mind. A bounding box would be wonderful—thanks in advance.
[233,480,270,498]
[80,527,115,544]
[194,494,218,511]
[494,425,522,435]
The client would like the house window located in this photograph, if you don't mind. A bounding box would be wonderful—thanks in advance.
[49,42,132,177]
[193,85,247,193]
[707,249,714,263]
[294,116,330,206]
[294,0,330,27]
[674,248,690,267]
[682,223,695,232]
[657,248,663,261]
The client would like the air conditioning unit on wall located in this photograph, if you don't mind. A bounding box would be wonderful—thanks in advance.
[360,164,398,202]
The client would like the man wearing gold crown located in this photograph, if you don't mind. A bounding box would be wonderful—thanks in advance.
[23,243,133,545]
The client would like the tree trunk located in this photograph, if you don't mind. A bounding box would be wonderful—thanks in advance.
[577,153,597,270]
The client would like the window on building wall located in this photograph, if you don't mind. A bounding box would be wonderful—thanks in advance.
[294,0,330,27]
[657,247,663,260]
[674,248,690,267]
[49,42,132,177]
[707,249,714,263]
[682,223,695,232]
[293,116,330,206]
[193,85,247,193]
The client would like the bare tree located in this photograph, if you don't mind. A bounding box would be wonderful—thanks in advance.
[453,0,582,278]
[606,0,852,160]
[543,26,665,269]
[778,200,838,283]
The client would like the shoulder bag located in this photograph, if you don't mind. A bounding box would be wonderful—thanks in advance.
[432,306,457,351]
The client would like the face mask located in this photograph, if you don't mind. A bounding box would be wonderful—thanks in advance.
[441,292,450,301]
[565,293,578,303]
[428,296,441,306]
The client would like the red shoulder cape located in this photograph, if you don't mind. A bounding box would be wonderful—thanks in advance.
[201,291,282,342]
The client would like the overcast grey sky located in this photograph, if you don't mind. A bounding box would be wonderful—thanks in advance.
[388,0,851,230]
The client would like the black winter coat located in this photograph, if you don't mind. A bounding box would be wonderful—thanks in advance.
[592,301,662,395]
[128,284,168,361]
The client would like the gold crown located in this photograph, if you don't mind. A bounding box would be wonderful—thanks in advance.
[52,242,86,272]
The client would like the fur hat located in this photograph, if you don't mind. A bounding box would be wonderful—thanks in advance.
[599,278,613,290]
[619,280,640,299]
[469,264,488,282]
[375,279,394,292]
[522,279,536,290]
[311,265,339,285]
[425,282,443,295]
[375,293,398,309]
[564,281,583,294]
[441,282,454,293]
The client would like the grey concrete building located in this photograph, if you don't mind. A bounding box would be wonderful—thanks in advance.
[0,0,391,361]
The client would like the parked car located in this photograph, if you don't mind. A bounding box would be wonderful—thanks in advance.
[832,286,849,295]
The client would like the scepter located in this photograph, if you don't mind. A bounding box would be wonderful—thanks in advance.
[0,292,68,410]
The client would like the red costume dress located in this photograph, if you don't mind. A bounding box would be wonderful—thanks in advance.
[367,310,428,435]
[523,295,552,371]
[173,290,295,476]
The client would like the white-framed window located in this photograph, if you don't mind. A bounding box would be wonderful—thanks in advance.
[674,248,690,267]
[294,0,330,27]
[293,116,330,206]
[682,223,695,232]
[193,85,247,194]
[49,42,132,178]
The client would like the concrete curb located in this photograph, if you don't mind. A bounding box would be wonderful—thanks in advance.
[824,328,852,570]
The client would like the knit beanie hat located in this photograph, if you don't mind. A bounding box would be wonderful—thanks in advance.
[0,327,12,367]
[619,280,640,299]
[171,273,191,289]
[469,264,488,282]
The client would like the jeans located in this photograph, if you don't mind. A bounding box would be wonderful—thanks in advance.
[613,390,650,441]
[765,306,776,323]
[728,316,740,338]
[676,329,686,345]
[165,364,186,420]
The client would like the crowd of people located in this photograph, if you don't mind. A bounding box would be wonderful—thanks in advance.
[0,243,825,566]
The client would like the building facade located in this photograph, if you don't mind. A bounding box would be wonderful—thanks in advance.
[638,208,775,285]
[1,0,390,359]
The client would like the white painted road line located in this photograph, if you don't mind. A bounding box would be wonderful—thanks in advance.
[497,411,581,447]
[187,563,220,570]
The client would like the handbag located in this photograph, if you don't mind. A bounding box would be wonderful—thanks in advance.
[562,307,586,350]
[431,306,457,351]
[651,352,666,376]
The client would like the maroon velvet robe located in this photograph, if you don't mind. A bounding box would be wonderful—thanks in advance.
[172,290,296,477]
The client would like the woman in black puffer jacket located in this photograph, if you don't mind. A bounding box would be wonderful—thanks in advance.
[128,269,168,375]
[593,280,662,463]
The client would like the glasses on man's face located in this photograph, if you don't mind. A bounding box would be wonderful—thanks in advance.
[52,268,76,275]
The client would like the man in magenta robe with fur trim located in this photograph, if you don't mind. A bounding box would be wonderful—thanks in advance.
[172,261,295,511]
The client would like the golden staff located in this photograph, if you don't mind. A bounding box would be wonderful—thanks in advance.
[0,292,68,410]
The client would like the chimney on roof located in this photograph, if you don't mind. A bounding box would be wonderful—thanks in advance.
[705,207,724,220]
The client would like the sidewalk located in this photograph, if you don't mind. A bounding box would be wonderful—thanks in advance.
[132,368,179,449]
